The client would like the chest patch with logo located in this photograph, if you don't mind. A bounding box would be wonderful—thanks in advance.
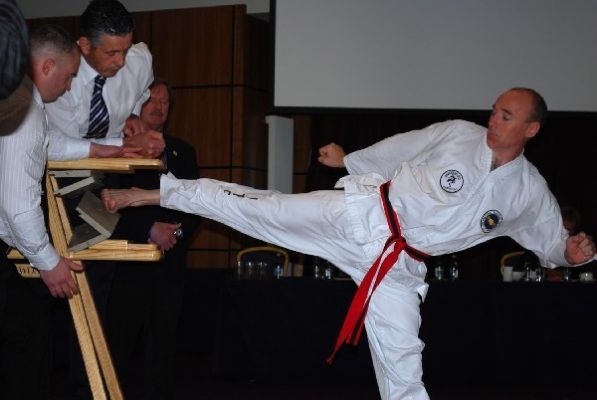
[440,170,464,193]
[480,210,503,233]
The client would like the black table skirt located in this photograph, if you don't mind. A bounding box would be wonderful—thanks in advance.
[421,280,597,385]
[210,277,375,384]
[203,275,597,386]
[51,270,597,387]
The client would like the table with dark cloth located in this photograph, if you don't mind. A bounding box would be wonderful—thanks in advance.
[209,277,597,386]
[210,277,375,384]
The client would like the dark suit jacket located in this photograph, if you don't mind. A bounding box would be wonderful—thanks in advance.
[114,134,201,269]
[105,135,201,395]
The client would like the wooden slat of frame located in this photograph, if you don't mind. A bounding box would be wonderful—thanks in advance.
[69,240,162,261]
[48,157,164,172]
[9,241,162,263]
[69,280,108,400]
[46,174,110,399]
[47,174,123,400]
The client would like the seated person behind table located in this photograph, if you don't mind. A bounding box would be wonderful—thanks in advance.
[561,206,595,280]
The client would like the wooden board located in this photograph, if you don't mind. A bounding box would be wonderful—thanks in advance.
[48,158,164,173]
[53,172,103,198]
[68,223,109,252]
[9,240,162,263]
[75,191,120,238]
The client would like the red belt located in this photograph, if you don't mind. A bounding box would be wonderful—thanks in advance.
[327,181,428,364]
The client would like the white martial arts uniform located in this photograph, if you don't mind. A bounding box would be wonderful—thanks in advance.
[155,119,570,400]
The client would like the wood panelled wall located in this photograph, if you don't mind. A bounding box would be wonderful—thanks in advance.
[28,5,271,269]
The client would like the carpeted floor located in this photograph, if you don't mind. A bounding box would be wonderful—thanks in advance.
[51,352,597,400]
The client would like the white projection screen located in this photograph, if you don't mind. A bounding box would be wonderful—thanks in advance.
[272,0,597,112]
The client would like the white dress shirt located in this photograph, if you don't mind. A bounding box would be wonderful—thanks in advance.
[45,42,153,160]
[0,76,60,270]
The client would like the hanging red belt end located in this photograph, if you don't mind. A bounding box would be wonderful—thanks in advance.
[326,181,429,366]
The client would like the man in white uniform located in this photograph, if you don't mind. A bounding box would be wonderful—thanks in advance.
[0,25,83,400]
[100,88,596,400]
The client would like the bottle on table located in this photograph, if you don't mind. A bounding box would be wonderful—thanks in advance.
[434,257,445,281]
[246,261,255,280]
[323,261,334,280]
[313,257,322,280]
[535,264,545,282]
[274,264,283,279]
[234,260,244,279]
[257,261,268,279]
[522,255,533,282]
[449,254,459,281]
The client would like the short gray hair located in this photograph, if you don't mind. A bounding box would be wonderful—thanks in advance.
[30,25,77,59]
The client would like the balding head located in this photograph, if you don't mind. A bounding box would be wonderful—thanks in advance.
[508,87,548,126]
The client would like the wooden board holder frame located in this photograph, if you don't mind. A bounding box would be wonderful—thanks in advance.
[9,158,164,399]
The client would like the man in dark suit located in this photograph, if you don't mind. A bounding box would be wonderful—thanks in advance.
[105,78,200,399]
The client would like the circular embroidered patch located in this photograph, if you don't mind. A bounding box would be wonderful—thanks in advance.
[440,170,464,193]
[480,210,503,233]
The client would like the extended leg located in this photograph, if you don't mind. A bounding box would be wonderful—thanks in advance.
[157,175,374,269]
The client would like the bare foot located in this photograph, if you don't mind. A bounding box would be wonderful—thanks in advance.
[101,187,146,213]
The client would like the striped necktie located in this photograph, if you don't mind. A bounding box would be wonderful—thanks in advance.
[85,75,109,138]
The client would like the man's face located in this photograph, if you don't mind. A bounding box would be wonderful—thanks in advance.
[141,84,170,132]
[486,90,539,155]
[80,32,132,78]
[43,50,80,103]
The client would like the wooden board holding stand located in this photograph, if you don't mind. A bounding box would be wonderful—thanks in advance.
[9,157,164,399]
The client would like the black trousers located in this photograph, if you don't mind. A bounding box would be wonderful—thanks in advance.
[106,262,185,400]
[0,255,54,400]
